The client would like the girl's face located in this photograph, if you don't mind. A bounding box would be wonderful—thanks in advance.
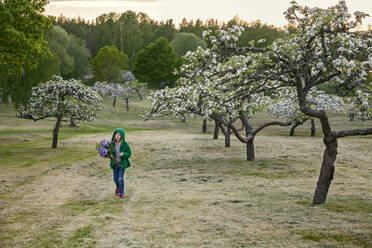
[115,132,122,142]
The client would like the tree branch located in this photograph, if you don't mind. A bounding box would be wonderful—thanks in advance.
[18,114,52,121]
[228,121,248,143]
[334,128,372,138]
[219,123,227,136]
[305,72,340,93]
[253,120,292,136]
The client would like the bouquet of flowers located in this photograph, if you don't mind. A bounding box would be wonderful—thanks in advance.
[96,140,115,158]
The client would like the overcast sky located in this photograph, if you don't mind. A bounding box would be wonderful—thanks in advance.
[45,0,372,29]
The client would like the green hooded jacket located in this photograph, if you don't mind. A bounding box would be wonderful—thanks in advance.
[110,128,131,170]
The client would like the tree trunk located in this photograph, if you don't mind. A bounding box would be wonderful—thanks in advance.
[52,116,62,149]
[219,123,230,147]
[290,121,302,136]
[213,119,219,139]
[70,116,77,127]
[242,116,255,161]
[202,119,207,133]
[311,119,316,137]
[246,138,255,161]
[312,136,337,204]
[225,127,231,147]
[125,99,129,111]
[113,96,116,108]
[135,89,142,101]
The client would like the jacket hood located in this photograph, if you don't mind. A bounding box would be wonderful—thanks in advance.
[112,128,126,145]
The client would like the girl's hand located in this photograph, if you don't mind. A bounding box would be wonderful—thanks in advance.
[120,152,123,157]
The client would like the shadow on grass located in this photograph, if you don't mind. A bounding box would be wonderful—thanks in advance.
[298,230,371,248]
[296,196,372,214]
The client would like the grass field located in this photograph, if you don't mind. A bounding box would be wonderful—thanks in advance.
[0,96,371,247]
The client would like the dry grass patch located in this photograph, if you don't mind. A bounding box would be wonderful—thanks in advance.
[0,102,371,247]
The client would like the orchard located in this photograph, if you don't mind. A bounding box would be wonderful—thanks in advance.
[1,0,371,247]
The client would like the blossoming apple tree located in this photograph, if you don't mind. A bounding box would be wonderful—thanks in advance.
[347,88,372,121]
[246,0,372,204]
[17,76,104,148]
[145,26,291,160]
[92,81,135,111]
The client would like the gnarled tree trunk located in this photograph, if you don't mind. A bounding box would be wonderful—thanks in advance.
[290,121,302,136]
[225,113,291,161]
[52,116,62,148]
[219,123,231,147]
[299,102,336,204]
[313,135,337,204]
[246,138,255,161]
[241,115,255,161]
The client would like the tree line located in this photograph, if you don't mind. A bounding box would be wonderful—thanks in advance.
[0,0,287,107]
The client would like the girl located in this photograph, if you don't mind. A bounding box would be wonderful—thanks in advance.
[109,128,131,198]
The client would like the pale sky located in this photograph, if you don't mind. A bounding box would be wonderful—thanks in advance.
[46,0,372,29]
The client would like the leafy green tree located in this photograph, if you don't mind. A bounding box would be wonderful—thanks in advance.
[133,38,177,88]
[0,0,51,74]
[90,45,129,83]
[114,11,143,70]
[137,12,156,45]
[156,19,177,41]
[170,32,207,57]
[94,23,112,52]
[56,16,89,41]
[66,35,91,79]
[0,0,52,105]
[0,48,62,107]
[237,20,285,48]
[48,25,74,77]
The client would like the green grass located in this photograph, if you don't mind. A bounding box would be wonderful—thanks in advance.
[31,225,63,248]
[67,225,96,248]
[322,197,372,213]
[299,231,372,248]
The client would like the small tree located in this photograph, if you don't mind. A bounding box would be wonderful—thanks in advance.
[133,38,178,88]
[18,76,103,148]
[90,45,129,83]
[126,79,146,101]
[92,81,134,111]
[347,88,372,121]
[90,45,129,107]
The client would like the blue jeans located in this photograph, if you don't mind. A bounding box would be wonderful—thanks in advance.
[113,165,125,194]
